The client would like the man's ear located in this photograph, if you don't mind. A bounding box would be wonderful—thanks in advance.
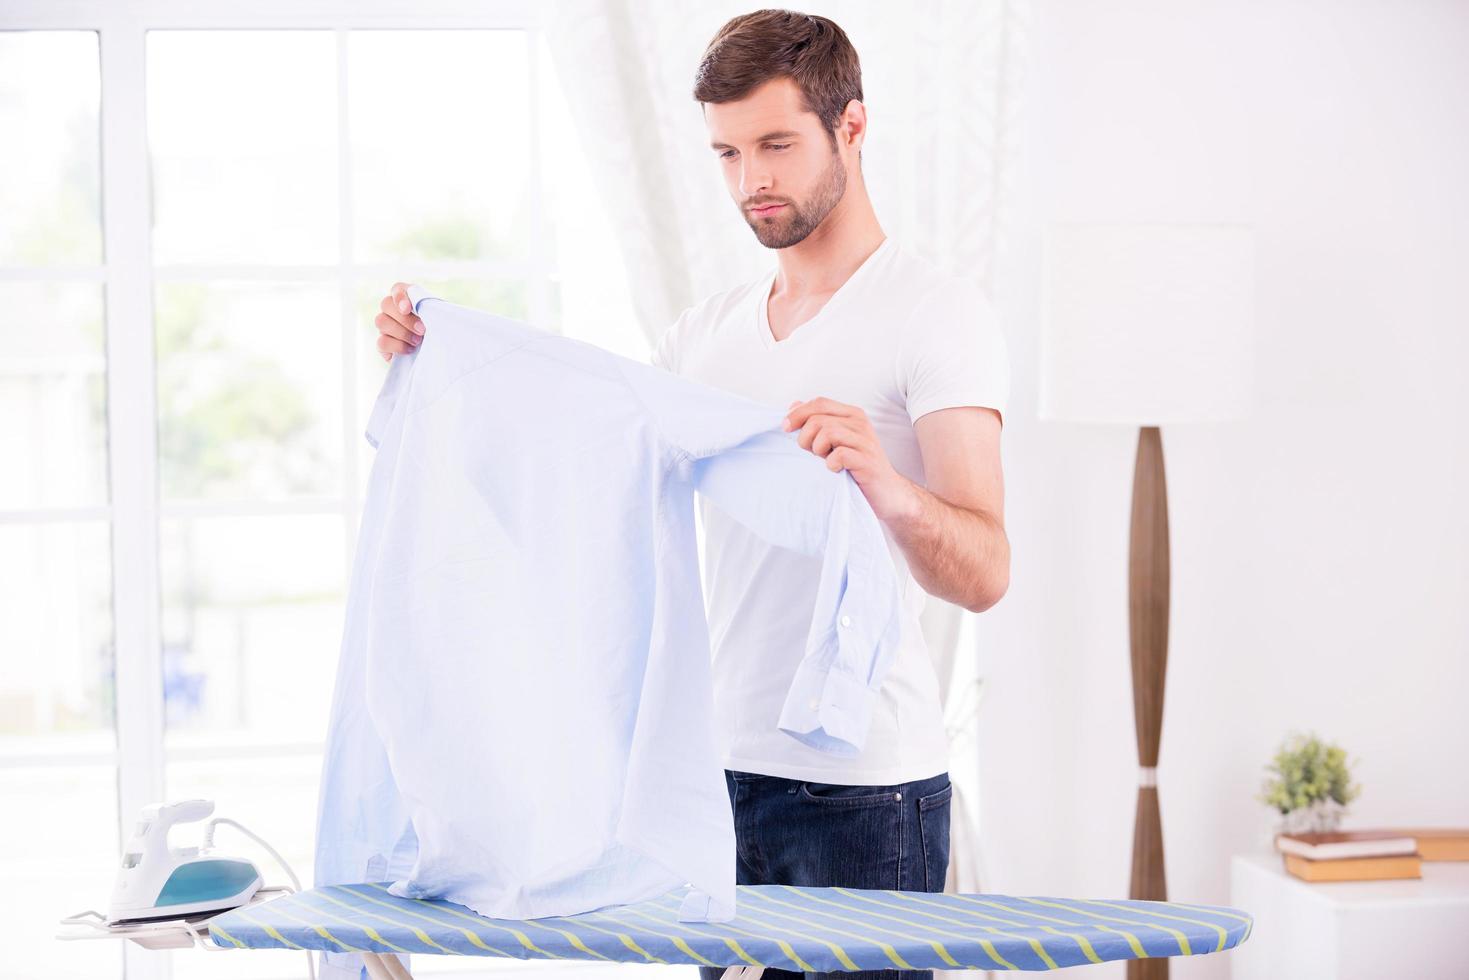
[841,99,867,152]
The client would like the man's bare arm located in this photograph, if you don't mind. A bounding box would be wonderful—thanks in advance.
[783,398,1009,614]
[886,406,1008,613]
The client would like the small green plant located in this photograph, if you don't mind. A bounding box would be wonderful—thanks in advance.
[1257,731,1362,834]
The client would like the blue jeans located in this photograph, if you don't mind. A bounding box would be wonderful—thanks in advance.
[696,768,953,980]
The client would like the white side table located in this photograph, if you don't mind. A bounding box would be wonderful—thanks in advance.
[1228,851,1469,979]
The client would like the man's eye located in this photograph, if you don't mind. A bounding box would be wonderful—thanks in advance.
[767,143,790,151]
[719,150,736,159]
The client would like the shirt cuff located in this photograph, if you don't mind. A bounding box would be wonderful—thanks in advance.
[677,885,735,922]
[775,656,877,756]
[405,283,435,313]
[364,353,409,450]
[365,286,443,450]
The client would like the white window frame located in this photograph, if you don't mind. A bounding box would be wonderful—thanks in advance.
[2,4,555,976]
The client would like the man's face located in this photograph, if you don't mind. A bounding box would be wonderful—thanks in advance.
[705,77,851,250]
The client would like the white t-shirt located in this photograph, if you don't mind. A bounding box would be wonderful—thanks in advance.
[651,236,1011,785]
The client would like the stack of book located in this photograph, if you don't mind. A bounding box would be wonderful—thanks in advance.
[1274,828,1469,882]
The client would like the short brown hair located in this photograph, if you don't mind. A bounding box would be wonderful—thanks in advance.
[692,9,863,146]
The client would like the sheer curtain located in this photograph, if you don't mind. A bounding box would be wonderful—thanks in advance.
[544,0,1028,965]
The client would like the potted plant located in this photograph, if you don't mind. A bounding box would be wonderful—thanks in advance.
[1257,731,1362,837]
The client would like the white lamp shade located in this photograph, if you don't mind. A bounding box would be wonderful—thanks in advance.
[1039,222,1255,425]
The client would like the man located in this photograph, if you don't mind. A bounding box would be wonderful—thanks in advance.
[373,10,1010,980]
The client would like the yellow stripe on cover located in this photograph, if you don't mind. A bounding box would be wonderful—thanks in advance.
[748,887,914,969]
[207,881,1252,972]
[610,902,767,968]
[299,889,436,955]
[878,890,1099,966]
[339,885,516,956]
[647,892,817,971]
[777,886,959,967]
[364,884,565,959]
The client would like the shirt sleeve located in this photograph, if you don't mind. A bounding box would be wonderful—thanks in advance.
[694,435,903,755]
[364,283,434,450]
[317,340,424,979]
[650,305,691,373]
[900,277,1011,425]
[617,357,904,756]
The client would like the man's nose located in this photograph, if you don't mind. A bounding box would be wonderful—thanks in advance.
[739,162,771,199]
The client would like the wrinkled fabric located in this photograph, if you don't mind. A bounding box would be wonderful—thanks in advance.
[312,287,903,979]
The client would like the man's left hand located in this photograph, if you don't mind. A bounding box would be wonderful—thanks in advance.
[783,397,917,523]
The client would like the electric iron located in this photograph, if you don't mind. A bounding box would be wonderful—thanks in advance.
[59,798,313,976]
[109,799,263,923]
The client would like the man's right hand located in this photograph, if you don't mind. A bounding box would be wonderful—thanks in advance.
[375,282,425,361]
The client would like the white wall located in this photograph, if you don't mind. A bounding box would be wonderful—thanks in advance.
[976,2,1469,976]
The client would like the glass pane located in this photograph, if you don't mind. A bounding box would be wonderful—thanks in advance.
[349,30,531,263]
[534,35,647,362]
[148,31,337,265]
[0,31,101,265]
[0,521,114,735]
[159,514,345,743]
[353,278,526,500]
[4,763,120,979]
[0,282,108,509]
[156,281,342,502]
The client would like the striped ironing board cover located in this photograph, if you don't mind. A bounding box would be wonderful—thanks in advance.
[207,882,1253,971]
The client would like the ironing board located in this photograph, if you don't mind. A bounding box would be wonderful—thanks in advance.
[206,881,1252,977]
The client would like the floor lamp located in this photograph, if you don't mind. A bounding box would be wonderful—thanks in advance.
[1039,222,1255,980]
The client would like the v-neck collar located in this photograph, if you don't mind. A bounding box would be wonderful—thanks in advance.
[755,237,893,351]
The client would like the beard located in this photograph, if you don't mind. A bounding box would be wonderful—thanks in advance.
[744,147,847,250]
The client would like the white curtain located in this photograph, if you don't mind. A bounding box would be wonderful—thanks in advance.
[544,4,1029,975]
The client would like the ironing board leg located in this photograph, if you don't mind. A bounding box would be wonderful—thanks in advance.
[720,968,764,980]
[361,951,416,980]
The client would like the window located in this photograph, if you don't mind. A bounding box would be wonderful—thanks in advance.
[3,6,648,979]
[0,27,120,980]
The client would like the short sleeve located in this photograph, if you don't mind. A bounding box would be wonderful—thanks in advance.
[900,278,1011,425]
[650,305,692,373]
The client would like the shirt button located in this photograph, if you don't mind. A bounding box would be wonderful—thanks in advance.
[808,698,820,710]
[893,792,902,802]
[839,614,852,628]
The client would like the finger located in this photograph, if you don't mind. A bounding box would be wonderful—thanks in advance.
[825,446,855,472]
[378,295,423,338]
[376,332,416,357]
[385,285,425,334]
[804,396,858,417]
[796,414,849,452]
[375,311,421,347]
[390,282,413,316]
[786,396,858,430]
[811,422,860,458]
[812,425,843,457]
[799,417,834,455]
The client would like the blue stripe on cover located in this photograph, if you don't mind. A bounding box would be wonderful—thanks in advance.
[207,882,1252,971]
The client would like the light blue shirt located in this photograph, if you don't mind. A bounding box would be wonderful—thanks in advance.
[312,287,903,978]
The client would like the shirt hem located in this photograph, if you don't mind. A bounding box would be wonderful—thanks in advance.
[719,752,948,786]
